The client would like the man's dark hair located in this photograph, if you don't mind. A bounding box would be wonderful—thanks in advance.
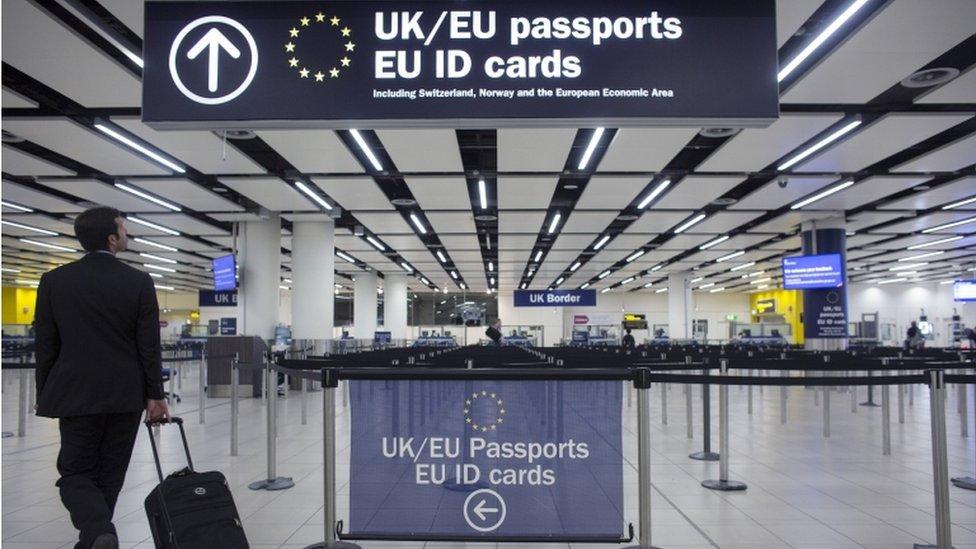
[74,207,122,252]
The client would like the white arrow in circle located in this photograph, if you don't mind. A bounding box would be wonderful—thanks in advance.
[473,499,499,521]
[186,27,242,92]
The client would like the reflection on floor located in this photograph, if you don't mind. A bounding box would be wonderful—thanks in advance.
[2,366,974,548]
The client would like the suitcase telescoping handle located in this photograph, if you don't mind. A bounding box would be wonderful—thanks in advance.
[145,417,195,483]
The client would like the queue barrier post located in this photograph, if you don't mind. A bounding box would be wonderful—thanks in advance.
[915,369,953,549]
[701,360,746,492]
[624,368,661,549]
[306,368,361,549]
[882,383,892,456]
[861,360,881,407]
[823,383,830,438]
[959,383,967,438]
[661,377,668,425]
[230,353,239,457]
[685,356,693,439]
[18,368,28,437]
[690,363,718,461]
[301,377,308,425]
[747,369,753,415]
[953,380,976,491]
[899,372,906,425]
[199,349,206,425]
[780,378,788,425]
[249,358,295,491]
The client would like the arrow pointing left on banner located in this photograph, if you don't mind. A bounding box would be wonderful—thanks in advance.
[473,499,499,521]
[186,27,241,92]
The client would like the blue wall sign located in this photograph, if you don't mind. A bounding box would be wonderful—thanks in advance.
[219,317,237,335]
[782,254,844,289]
[800,230,848,339]
[349,379,623,538]
[514,289,596,307]
[198,289,238,307]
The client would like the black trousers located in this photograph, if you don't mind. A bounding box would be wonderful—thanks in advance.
[57,412,142,549]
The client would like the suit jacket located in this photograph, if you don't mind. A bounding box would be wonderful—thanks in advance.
[34,252,164,417]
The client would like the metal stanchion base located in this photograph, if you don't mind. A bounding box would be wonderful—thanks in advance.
[689,451,719,461]
[248,477,295,491]
[951,476,976,490]
[702,479,747,491]
[1,432,13,438]
[859,401,881,407]
[303,542,362,549]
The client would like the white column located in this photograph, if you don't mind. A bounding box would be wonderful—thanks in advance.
[353,271,378,340]
[668,272,694,339]
[383,274,409,341]
[291,220,334,344]
[239,214,281,340]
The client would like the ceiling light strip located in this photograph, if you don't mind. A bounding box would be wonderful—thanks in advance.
[777,0,872,82]
[349,129,383,171]
[114,183,182,211]
[95,124,185,173]
[295,181,333,210]
[778,120,862,171]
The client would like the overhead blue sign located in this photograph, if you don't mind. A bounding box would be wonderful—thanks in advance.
[514,289,596,307]
[199,289,238,307]
[782,254,844,290]
[212,254,237,291]
[348,379,623,538]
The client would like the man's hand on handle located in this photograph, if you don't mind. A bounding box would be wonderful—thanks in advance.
[146,399,170,423]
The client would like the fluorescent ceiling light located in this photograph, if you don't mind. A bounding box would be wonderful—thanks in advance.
[580,283,590,289]
[488,261,494,272]
[133,237,178,252]
[556,277,564,285]
[336,251,356,263]
[709,287,726,293]
[778,121,861,171]
[716,250,745,262]
[421,277,430,285]
[778,0,871,82]
[155,285,175,291]
[674,213,706,234]
[401,262,413,273]
[650,264,663,272]
[940,280,956,285]
[95,124,184,173]
[450,270,458,279]
[436,251,447,263]
[877,277,907,285]
[746,270,765,277]
[279,285,290,290]
[907,236,963,250]
[594,235,611,250]
[655,288,668,294]
[547,212,561,234]
[601,287,611,294]
[1,220,59,236]
[349,129,383,171]
[699,235,730,250]
[570,261,581,272]
[1,267,21,273]
[750,277,772,284]
[459,282,467,289]
[139,253,176,264]
[643,282,654,288]
[942,196,976,210]
[899,251,945,262]
[790,180,855,209]
[1,201,33,213]
[148,272,163,278]
[127,216,180,236]
[691,277,704,283]
[20,238,77,252]
[757,284,770,290]
[621,277,635,285]
[143,263,176,273]
[294,181,333,210]
[921,215,976,234]
[521,283,527,289]
[489,277,495,285]
[730,261,756,272]
[528,269,535,277]
[890,262,927,271]
[114,183,181,211]
[534,250,543,262]
[478,178,487,209]
[15,278,39,285]
[366,236,385,251]
[637,179,671,209]
[699,283,715,289]
[578,127,605,170]
[626,250,645,262]
[598,270,611,279]
[485,235,491,250]
[409,213,427,234]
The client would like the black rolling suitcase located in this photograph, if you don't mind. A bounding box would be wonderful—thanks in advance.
[144,417,249,549]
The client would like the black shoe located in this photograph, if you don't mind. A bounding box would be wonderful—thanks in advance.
[92,533,119,549]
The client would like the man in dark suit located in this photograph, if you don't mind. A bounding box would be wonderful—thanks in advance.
[34,207,169,549]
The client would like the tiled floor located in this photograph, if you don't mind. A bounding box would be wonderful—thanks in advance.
[3,367,974,548]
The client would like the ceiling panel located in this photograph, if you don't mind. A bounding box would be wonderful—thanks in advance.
[498,234,538,249]
[220,177,317,211]
[653,177,745,209]
[352,212,415,234]
[598,128,697,172]
[845,211,912,232]
[497,129,576,172]
[498,212,545,233]
[880,212,976,234]
[782,0,976,103]
[892,134,976,173]
[2,146,75,176]
[114,120,266,174]
[550,234,599,251]
[731,176,836,211]
[438,235,481,251]
[562,211,619,233]
[312,177,393,210]
[2,89,37,108]
[0,181,82,213]
[138,214,229,235]
[497,177,557,210]
[1,1,141,107]
[625,211,701,234]
[257,130,364,173]
[377,130,462,172]
[698,116,841,172]
[798,115,969,172]
[684,211,761,234]
[133,178,245,212]
[0,215,73,234]
[800,176,926,211]
[132,236,225,253]
[39,178,170,212]
[405,177,470,209]
[776,0,823,47]
[426,212,476,235]
[576,177,650,209]
[918,69,976,104]
[602,234,655,251]
[880,177,976,211]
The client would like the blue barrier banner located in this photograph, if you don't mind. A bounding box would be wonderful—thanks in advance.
[348,379,623,538]
[514,289,596,307]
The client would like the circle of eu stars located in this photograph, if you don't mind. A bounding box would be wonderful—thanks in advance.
[464,390,505,433]
[284,11,355,83]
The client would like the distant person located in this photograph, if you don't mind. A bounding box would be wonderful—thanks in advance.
[34,207,168,549]
[485,319,502,346]
[964,328,976,349]
[622,328,636,349]
[905,321,922,350]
